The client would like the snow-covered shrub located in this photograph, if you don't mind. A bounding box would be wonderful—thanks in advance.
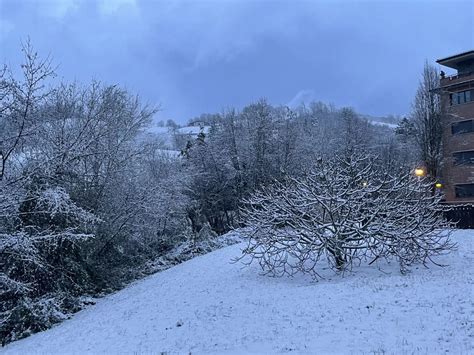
[1,296,66,346]
[240,153,454,277]
[0,187,98,344]
[19,186,98,229]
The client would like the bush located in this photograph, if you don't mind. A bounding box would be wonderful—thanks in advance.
[0,187,98,344]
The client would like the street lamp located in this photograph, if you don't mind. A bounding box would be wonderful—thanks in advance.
[414,168,426,177]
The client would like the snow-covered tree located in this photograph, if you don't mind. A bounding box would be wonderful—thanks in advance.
[410,62,443,180]
[240,153,454,278]
[0,187,98,344]
[0,39,54,181]
[0,43,190,344]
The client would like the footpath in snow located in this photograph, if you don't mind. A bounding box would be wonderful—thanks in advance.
[3,230,474,354]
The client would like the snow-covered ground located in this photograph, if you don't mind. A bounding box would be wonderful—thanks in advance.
[4,230,473,354]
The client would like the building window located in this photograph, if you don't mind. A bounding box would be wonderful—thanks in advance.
[453,150,474,165]
[455,184,474,198]
[450,89,474,106]
[452,119,474,135]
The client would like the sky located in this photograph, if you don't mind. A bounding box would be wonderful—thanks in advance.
[0,0,473,123]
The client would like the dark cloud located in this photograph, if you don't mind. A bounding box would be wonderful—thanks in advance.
[1,0,473,122]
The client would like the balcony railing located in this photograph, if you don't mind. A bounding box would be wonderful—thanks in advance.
[442,71,473,81]
[439,71,474,90]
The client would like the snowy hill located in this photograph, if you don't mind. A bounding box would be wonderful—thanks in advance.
[4,230,473,354]
[360,114,400,129]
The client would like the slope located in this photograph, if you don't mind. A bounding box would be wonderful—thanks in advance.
[3,230,473,354]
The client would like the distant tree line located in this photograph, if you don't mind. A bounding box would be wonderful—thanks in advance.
[181,100,414,233]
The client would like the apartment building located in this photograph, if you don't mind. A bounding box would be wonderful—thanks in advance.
[436,50,474,205]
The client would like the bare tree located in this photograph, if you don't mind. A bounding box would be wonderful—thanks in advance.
[0,39,55,180]
[240,153,454,278]
[411,62,443,179]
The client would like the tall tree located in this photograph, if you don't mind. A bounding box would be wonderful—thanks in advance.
[411,62,443,180]
[0,39,55,180]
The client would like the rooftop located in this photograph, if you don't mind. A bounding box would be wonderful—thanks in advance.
[437,50,474,70]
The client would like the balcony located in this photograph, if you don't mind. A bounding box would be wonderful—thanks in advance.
[440,71,474,89]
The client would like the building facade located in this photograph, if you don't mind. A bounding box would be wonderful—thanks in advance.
[436,50,474,205]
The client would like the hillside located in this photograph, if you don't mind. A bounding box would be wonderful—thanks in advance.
[3,230,473,354]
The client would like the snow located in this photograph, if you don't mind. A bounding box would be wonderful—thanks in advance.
[370,120,398,129]
[155,149,181,159]
[4,230,473,354]
[146,126,171,135]
[140,125,211,149]
[177,125,210,135]
[141,126,174,148]
[360,114,400,129]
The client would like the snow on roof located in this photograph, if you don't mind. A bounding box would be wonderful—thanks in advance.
[176,126,210,135]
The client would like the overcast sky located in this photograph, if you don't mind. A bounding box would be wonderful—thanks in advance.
[1,0,473,123]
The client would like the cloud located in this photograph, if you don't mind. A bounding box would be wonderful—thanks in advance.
[98,0,138,15]
[23,0,138,20]
[3,0,472,122]
[40,0,82,19]
[0,18,14,42]
[142,1,309,71]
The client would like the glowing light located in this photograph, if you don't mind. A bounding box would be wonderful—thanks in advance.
[435,182,443,189]
[414,168,425,177]
[362,181,368,187]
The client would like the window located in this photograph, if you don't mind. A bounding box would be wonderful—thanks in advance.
[455,184,474,198]
[450,90,474,106]
[453,150,474,165]
[449,93,456,105]
[452,120,474,135]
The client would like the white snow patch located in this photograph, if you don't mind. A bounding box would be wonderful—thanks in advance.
[146,126,171,135]
[4,230,473,354]
[370,120,398,129]
[155,149,181,159]
[177,125,211,135]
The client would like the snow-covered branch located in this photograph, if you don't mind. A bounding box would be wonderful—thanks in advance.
[240,153,455,277]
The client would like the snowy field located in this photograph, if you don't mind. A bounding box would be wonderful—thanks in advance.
[3,230,473,354]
